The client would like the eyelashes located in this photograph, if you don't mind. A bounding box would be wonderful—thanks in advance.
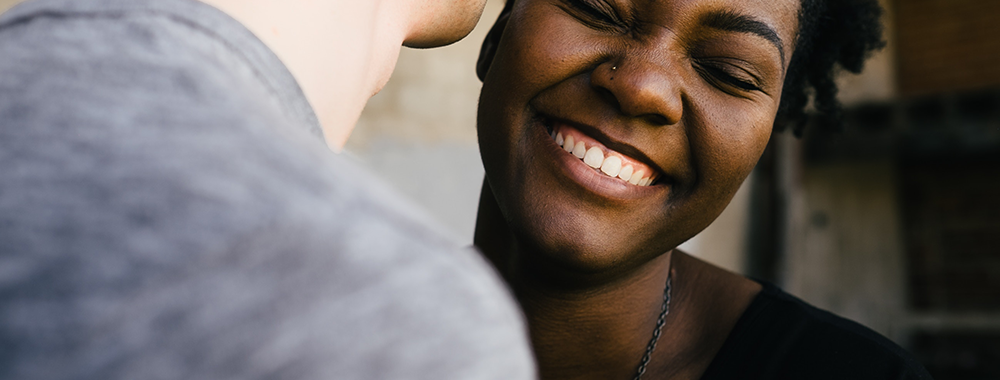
[565,0,628,30]
[694,61,765,93]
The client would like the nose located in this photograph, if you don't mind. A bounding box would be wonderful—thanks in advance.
[589,52,685,126]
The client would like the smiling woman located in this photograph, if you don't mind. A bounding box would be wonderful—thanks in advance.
[473,0,931,379]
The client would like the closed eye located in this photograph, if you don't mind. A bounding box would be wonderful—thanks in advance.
[563,0,628,31]
[693,60,765,94]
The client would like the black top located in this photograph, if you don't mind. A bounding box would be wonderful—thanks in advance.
[700,282,933,380]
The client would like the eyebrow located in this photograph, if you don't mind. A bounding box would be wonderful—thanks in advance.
[699,10,786,65]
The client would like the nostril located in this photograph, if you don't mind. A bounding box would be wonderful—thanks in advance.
[594,86,621,111]
[642,114,670,126]
[594,83,675,126]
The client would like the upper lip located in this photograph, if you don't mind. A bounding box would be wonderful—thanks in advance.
[539,113,670,184]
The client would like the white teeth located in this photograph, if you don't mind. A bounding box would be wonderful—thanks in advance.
[572,141,587,158]
[555,131,658,187]
[618,165,633,182]
[600,155,622,177]
[563,135,575,153]
[629,170,645,185]
[584,147,604,168]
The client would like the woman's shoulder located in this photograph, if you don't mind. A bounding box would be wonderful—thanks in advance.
[699,281,934,380]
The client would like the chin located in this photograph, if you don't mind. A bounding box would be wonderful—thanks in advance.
[500,194,683,280]
[402,0,487,48]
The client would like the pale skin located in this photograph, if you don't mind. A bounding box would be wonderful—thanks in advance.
[197,0,488,150]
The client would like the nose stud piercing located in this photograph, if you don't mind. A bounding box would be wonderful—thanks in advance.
[612,66,617,71]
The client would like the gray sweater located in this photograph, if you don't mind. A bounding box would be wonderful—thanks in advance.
[0,0,535,379]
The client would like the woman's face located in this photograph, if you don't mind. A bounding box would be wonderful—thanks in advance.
[477,0,800,276]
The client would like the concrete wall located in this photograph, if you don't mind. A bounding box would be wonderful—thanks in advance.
[782,158,909,341]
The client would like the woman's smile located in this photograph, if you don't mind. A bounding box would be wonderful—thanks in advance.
[550,121,661,188]
[533,113,670,201]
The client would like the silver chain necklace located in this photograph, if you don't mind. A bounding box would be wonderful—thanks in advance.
[632,274,673,380]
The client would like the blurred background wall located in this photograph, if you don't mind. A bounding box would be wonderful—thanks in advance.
[3,0,998,378]
[754,1,1000,379]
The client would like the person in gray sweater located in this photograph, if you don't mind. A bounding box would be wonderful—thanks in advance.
[0,0,536,379]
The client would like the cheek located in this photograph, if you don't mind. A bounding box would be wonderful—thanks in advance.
[493,6,607,97]
[479,6,606,165]
[688,94,774,196]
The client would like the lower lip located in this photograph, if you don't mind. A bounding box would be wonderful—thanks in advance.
[533,119,667,201]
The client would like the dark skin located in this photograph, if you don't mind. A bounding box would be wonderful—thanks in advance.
[474,0,800,378]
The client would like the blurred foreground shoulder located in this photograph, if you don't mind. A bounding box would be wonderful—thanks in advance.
[0,0,535,378]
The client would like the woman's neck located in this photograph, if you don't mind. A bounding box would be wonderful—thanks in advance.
[474,180,762,379]
[518,254,674,380]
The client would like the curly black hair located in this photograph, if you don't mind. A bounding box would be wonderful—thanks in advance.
[777,0,886,136]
